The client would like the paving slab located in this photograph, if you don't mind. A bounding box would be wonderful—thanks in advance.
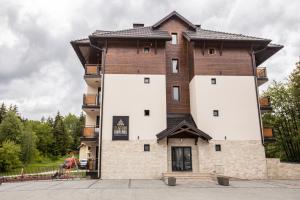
[89,179,129,189]
[130,179,167,188]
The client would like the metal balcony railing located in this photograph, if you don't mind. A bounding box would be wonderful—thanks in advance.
[263,127,273,138]
[83,125,99,138]
[257,67,267,78]
[259,96,271,108]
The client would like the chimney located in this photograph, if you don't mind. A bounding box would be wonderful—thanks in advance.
[195,24,201,28]
[133,23,144,28]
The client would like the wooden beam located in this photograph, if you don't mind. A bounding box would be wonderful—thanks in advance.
[137,40,139,54]
[195,137,198,145]
[202,41,206,55]
[105,40,108,54]
[155,40,157,54]
[220,42,223,56]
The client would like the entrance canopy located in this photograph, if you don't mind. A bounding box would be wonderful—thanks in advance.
[156,114,212,144]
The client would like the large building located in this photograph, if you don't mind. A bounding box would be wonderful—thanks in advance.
[71,11,282,179]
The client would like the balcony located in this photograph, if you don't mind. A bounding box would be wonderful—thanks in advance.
[82,94,100,113]
[84,64,101,87]
[259,96,272,113]
[257,67,268,86]
[263,127,274,140]
[80,126,99,141]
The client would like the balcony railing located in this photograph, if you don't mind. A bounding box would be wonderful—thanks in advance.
[83,94,100,107]
[82,125,99,138]
[259,96,272,111]
[85,64,101,76]
[263,128,273,138]
[257,67,267,78]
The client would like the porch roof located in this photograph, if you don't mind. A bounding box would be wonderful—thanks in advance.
[156,114,212,142]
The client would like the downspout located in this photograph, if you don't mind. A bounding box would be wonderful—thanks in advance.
[90,42,105,179]
[250,48,264,145]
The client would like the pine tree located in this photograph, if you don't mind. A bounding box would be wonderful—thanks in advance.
[52,112,69,156]
[0,111,24,144]
[0,103,6,124]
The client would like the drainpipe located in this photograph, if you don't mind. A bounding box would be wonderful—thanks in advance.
[90,42,105,179]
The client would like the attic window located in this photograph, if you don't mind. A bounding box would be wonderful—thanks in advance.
[208,48,216,55]
[171,33,178,45]
[144,47,150,53]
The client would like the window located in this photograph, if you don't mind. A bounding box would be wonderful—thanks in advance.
[211,78,216,84]
[143,47,150,53]
[172,59,179,73]
[144,144,150,151]
[213,110,219,117]
[215,144,221,151]
[173,86,180,101]
[208,48,216,55]
[144,110,150,116]
[144,77,150,84]
[171,33,178,45]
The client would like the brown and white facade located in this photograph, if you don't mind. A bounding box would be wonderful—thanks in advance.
[71,11,282,179]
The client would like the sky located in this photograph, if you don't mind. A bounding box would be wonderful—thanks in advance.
[0,0,299,120]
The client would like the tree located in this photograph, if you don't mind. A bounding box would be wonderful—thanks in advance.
[0,140,21,171]
[0,111,24,144]
[52,112,69,156]
[64,113,85,150]
[0,103,6,124]
[262,59,300,162]
[20,125,37,164]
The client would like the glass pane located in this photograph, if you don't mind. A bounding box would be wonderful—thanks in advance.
[171,34,177,44]
[172,59,178,73]
[183,147,192,171]
[173,86,180,101]
[172,148,183,171]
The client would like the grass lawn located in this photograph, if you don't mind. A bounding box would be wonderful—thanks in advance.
[0,154,78,176]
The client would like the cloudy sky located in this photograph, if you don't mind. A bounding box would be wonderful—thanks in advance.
[0,0,299,120]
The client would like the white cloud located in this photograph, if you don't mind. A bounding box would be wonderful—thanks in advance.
[0,0,299,119]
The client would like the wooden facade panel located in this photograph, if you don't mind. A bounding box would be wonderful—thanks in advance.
[105,40,166,74]
[192,46,254,77]
[158,17,191,114]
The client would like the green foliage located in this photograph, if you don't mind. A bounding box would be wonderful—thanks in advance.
[262,59,300,162]
[20,125,38,164]
[52,112,69,156]
[0,103,6,124]
[64,112,85,150]
[0,111,24,144]
[0,140,21,171]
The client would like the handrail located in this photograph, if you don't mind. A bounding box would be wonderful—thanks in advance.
[83,126,100,137]
[85,64,101,75]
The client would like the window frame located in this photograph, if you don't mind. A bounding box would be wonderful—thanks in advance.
[171,33,178,45]
[144,77,150,84]
[144,144,150,151]
[208,48,216,55]
[172,86,180,102]
[215,144,221,151]
[171,58,179,73]
[211,78,216,84]
[144,110,150,116]
[213,110,219,117]
[143,46,151,53]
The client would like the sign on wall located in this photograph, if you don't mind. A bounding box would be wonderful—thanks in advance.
[112,116,129,140]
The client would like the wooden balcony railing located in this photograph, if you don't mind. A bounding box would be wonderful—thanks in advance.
[85,64,101,76]
[83,126,99,138]
[257,67,267,78]
[263,128,273,138]
[259,96,271,108]
[83,94,100,107]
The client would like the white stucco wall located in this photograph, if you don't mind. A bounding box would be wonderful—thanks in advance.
[102,74,167,140]
[190,75,261,141]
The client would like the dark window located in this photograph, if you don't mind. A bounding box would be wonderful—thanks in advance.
[172,59,179,73]
[211,78,216,84]
[208,48,216,55]
[213,110,219,117]
[215,144,221,151]
[173,86,180,101]
[96,116,100,128]
[144,77,150,84]
[171,33,178,45]
[112,116,129,140]
[143,47,150,53]
[144,110,150,116]
[144,144,150,151]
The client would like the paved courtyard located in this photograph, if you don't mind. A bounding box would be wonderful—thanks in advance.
[1,179,300,200]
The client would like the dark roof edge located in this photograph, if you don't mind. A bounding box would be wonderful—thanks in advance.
[152,11,197,30]
[70,41,87,67]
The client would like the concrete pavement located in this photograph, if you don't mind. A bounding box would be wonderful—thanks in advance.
[1,179,300,200]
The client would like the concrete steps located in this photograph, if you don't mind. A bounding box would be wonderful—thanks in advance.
[162,172,214,181]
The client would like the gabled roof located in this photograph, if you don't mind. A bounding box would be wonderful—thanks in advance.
[156,114,212,141]
[90,26,171,40]
[152,11,197,30]
[183,28,271,42]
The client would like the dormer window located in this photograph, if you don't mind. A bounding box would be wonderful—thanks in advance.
[143,47,150,53]
[171,33,178,45]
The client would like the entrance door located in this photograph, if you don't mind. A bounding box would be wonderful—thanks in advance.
[171,147,192,171]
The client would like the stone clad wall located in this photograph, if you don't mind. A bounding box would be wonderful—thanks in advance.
[101,140,167,179]
[267,158,300,179]
[198,140,267,179]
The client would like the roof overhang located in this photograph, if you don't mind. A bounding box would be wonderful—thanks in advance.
[70,39,90,67]
[255,44,284,66]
